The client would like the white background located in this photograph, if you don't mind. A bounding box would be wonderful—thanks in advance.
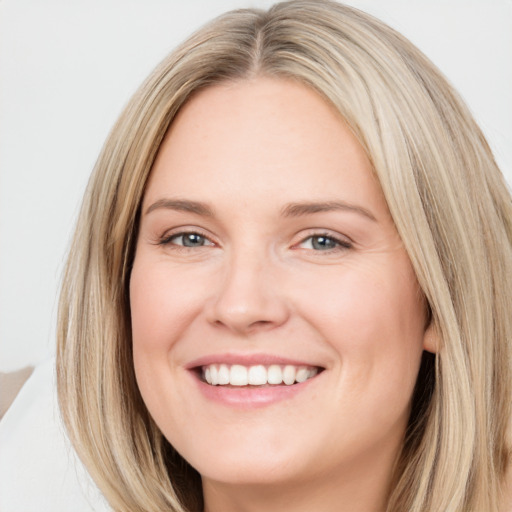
[1,0,511,371]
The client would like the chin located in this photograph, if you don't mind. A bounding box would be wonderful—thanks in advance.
[169,423,314,486]
[195,456,307,487]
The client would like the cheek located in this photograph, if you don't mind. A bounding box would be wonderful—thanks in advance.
[129,257,201,408]
[294,256,426,392]
[129,258,206,352]
[129,257,204,434]
[301,258,424,340]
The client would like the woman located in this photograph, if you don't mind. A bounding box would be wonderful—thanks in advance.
[57,1,512,510]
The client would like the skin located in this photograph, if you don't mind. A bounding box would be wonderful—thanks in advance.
[130,77,436,512]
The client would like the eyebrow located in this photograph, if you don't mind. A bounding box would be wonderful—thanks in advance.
[145,199,214,217]
[145,198,376,222]
[281,201,377,222]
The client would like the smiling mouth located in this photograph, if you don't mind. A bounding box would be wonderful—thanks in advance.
[199,364,322,387]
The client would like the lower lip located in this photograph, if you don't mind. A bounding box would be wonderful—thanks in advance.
[191,372,321,409]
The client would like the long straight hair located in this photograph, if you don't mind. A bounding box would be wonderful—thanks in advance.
[57,1,512,510]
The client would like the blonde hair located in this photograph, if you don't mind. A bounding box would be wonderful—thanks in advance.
[57,1,512,510]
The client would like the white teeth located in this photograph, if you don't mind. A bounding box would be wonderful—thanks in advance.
[201,364,319,386]
[210,365,218,385]
[230,365,248,386]
[283,365,296,385]
[267,365,283,384]
[295,367,309,383]
[248,365,267,385]
[218,364,230,385]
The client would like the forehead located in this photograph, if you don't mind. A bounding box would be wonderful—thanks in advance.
[144,77,387,219]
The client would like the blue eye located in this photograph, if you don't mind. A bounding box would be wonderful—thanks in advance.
[162,232,214,248]
[299,235,351,251]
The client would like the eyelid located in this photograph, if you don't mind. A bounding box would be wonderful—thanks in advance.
[157,226,217,247]
[154,226,353,252]
[294,230,353,251]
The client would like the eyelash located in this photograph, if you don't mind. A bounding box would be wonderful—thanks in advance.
[158,230,214,249]
[158,230,352,253]
[296,233,352,252]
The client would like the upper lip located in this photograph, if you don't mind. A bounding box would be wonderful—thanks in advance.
[185,353,325,370]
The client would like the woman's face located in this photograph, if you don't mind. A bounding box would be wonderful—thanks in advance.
[131,77,433,492]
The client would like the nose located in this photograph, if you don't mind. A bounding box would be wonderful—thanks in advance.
[205,249,290,335]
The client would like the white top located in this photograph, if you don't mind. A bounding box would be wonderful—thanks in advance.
[0,358,111,512]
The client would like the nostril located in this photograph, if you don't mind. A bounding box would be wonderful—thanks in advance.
[249,319,273,328]
[210,312,287,334]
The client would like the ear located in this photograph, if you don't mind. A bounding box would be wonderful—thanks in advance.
[423,322,440,354]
